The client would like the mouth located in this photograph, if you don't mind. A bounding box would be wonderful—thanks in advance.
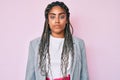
[54,25,60,26]
[54,25,61,28]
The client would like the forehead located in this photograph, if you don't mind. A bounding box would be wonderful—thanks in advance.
[49,6,66,14]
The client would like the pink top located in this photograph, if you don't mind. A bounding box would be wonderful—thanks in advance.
[46,74,70,80]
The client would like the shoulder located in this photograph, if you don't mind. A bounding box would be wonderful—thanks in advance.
[72,36,86,49]
[73,36,84,44]
[29,37,41,48]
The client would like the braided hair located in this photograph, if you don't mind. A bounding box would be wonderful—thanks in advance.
[38,1,74,78]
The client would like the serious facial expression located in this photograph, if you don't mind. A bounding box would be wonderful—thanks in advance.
[48,6,67,37]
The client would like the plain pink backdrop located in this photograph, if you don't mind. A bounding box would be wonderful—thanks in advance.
[0,0,120,80]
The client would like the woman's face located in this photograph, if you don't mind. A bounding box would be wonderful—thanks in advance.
[48,6,67,38]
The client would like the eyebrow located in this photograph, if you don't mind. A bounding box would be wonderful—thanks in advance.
[49,12,66,15]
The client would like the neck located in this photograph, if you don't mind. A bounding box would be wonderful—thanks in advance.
[51,33,64,38]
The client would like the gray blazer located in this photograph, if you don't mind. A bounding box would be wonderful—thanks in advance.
[25,36,89,80]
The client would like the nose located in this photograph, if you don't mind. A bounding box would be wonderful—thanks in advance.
[55,17,60,23]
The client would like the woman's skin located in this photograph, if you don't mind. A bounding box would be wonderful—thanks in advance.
[48,6,67,38]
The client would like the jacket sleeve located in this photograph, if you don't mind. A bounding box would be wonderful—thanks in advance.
[25,41,36,80]
[80,40,89,80]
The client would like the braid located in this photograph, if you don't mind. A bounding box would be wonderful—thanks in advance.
[38,1,74,78]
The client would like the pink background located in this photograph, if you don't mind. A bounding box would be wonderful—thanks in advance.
[0,0,120,80]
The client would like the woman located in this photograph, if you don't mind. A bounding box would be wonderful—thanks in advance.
[25,1,89,80]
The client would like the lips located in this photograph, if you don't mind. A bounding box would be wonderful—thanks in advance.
[54,25,60,26]
[54,25,61,28]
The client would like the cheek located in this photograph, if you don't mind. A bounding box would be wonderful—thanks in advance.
[48,17,53,24]
[61,20,67,26]
[62,18,67,24]
[48,20,53,27]
[48,22,54,30]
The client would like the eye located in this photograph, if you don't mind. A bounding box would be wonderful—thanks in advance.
[59,15,65,19]
[50,15,55,19]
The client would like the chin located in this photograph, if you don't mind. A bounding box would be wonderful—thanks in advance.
[53,30,64,34]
